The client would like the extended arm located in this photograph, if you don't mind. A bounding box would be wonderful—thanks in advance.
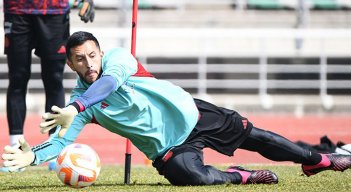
[40,75,117,135]
[73,75,117,111]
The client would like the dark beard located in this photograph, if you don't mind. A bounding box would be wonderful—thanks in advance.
[78,70,102,84]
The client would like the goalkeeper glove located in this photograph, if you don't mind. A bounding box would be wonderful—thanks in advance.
[70,0,95,23]
[40,105,78,138]
[1,137,35,172]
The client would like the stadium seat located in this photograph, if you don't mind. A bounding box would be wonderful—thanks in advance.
[310,0,340,9]
[247,0,343,10]
[247,0,282,9]
[139,0,153,9]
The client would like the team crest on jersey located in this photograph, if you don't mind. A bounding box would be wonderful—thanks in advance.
[101,102,109,109]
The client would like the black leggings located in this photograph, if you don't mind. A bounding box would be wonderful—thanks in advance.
[239,127,321,165]
[5,13,68,136]
[155,127,321,186]
[7,58,65,135]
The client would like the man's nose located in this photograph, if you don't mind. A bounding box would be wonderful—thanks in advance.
[86,58,93,68]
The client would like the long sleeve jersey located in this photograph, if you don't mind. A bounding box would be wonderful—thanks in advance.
[3,0,70,15]
[31,47,199,165]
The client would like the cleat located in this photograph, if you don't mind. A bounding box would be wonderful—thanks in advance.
[226,166,278,184]
[302,153,351,176]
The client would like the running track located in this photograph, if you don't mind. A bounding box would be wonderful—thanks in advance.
[1,114,350,166]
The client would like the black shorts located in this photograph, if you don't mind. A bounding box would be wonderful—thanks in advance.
[152,98,253,176]
[183,98,253,156]
[4,13,70,60]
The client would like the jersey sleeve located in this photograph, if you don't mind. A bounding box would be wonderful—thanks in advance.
[74,76,117,111]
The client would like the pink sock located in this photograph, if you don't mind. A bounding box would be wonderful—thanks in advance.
[304,154,331,170]
[227,167,251,184]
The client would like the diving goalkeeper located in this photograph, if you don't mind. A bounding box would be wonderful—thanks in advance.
[2,31,351,186]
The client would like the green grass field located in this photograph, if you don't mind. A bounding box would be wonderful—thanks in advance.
[1,164,351,191]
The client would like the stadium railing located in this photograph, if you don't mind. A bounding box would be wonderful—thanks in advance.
[91,0,351,10]
[0,28,350,113]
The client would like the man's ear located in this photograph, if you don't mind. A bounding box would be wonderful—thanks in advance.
[101,51,104,57]
[66,59,76,71]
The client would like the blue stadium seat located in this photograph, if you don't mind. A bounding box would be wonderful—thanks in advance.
[247,0,343,10]
[311,0,340,9]
[247,0,282,9]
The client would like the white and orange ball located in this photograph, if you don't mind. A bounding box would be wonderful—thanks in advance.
[55,143,101,188]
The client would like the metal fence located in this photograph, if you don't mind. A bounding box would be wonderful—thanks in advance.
[0,28,350,112]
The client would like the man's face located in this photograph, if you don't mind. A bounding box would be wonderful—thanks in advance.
[67,40,103,84]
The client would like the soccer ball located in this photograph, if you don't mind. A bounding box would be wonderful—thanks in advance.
[55,143,101,188]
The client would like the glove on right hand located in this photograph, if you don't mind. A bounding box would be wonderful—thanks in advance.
[40,105,78,137]
[70,0,95,23]
[79,0,95,23]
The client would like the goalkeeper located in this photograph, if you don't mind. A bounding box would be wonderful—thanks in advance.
[2,31,351,185]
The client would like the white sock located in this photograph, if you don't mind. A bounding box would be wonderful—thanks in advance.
[10,134,23,146]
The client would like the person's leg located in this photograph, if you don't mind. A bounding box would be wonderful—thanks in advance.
[41,58,66,135]
[239,127,351,176]
[239,127,321,164]
[4,14,33,145]
[161,148,242,185]
[34,14,69,135]
[155,147,277,186]
[170,99,277,185]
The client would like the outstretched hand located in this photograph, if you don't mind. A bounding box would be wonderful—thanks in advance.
[1,137,34,172]
[40,105,78,137]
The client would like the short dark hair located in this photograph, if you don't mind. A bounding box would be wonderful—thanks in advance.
[66,31,100,60]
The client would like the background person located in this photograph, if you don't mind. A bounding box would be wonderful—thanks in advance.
[3,0,94,147]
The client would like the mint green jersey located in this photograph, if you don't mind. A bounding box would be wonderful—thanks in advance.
[32,48,199,165]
